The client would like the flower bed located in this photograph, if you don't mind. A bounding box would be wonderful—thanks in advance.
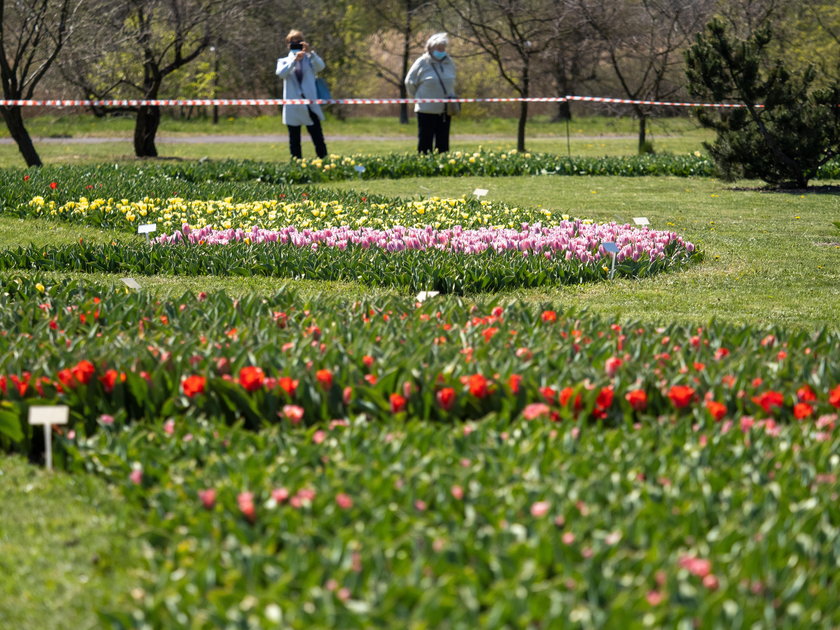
[4,156,840,217]
[156,221,695,261]
[24,194,560,232]
[0,225,699,292]
[63,411,839,628]
[1,278,837,455]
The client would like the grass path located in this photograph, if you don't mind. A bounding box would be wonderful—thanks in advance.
[0,457,139,630]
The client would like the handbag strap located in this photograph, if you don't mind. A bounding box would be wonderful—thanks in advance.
[429,60,452,98]
[294,56,308,99]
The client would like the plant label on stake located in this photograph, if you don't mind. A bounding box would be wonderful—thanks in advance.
[473,188,489,198]
[28,406,69,471]
[138,223,157,243]
[633,217,650,226]
[354,165,366,178]
[121,277,141,290]
[602,242,620,280]
[416,291,440,303]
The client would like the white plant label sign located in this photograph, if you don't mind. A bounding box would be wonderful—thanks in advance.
[28,406,69,471]
[121,277,142,290]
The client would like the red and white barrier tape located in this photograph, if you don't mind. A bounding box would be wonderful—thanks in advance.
[0,95,758,108]
[566,95,755,108]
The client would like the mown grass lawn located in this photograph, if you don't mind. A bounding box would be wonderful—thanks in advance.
[0,457,139,630]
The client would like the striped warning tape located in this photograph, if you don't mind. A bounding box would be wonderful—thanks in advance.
[0,95,758,108]
[566,95,756,108]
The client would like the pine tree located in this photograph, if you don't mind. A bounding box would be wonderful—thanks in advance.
[685,19,840,188]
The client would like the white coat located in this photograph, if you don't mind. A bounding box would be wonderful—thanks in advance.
[405,53,456,115]
[276,51,326,126]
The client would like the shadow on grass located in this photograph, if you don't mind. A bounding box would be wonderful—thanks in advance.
[730,184,840,195]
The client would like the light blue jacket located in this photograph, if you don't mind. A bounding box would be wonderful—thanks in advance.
[276,51,326,126]
[405,53,456,115]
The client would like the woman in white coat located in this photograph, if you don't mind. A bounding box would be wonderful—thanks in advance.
[275,29,328,159]
[405,32,457,154]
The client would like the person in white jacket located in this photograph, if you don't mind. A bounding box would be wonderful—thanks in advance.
[405,32,457,153]
[275,29,328,159]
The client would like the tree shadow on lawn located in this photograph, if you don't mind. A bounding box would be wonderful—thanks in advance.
[729,184,840,195]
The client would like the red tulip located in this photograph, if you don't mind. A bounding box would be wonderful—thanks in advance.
[540,386,557,404]
[99,369,125,393]
[796,385,816,402]
[668,385,696,409]
[239,366,265,392]
[705,400,727,421]
[182,375,206,398]
[596,386,614,409]
[559,387,582,411]
[829,385,840,409]
[436,387,456,411]
[468,373,489,399]
[625,389,647,411]
[71,360,95,385]
[277,376,299,397]
[389,393,407,413]
[752,390,784,414]
[316,368,333,390]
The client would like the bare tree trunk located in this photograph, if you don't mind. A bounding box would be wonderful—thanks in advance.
[1,107,42,167]
[517,100,528,152]
[400,2,411,124]
[134,104,161,157]
[551,100,572,122]
[517,63,531,152]
[637,109,648,153]
[550,67,573,122]
[399,84,409,124]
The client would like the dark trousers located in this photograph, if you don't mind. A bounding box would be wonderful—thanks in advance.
[417,112,451,153]
[287,108,328,159]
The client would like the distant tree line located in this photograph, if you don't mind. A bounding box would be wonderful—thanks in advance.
[1,0,838,170]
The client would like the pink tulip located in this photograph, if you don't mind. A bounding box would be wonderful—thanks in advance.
[336,493,353,510]
[199,488,216,509]
[530,501,550,517]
